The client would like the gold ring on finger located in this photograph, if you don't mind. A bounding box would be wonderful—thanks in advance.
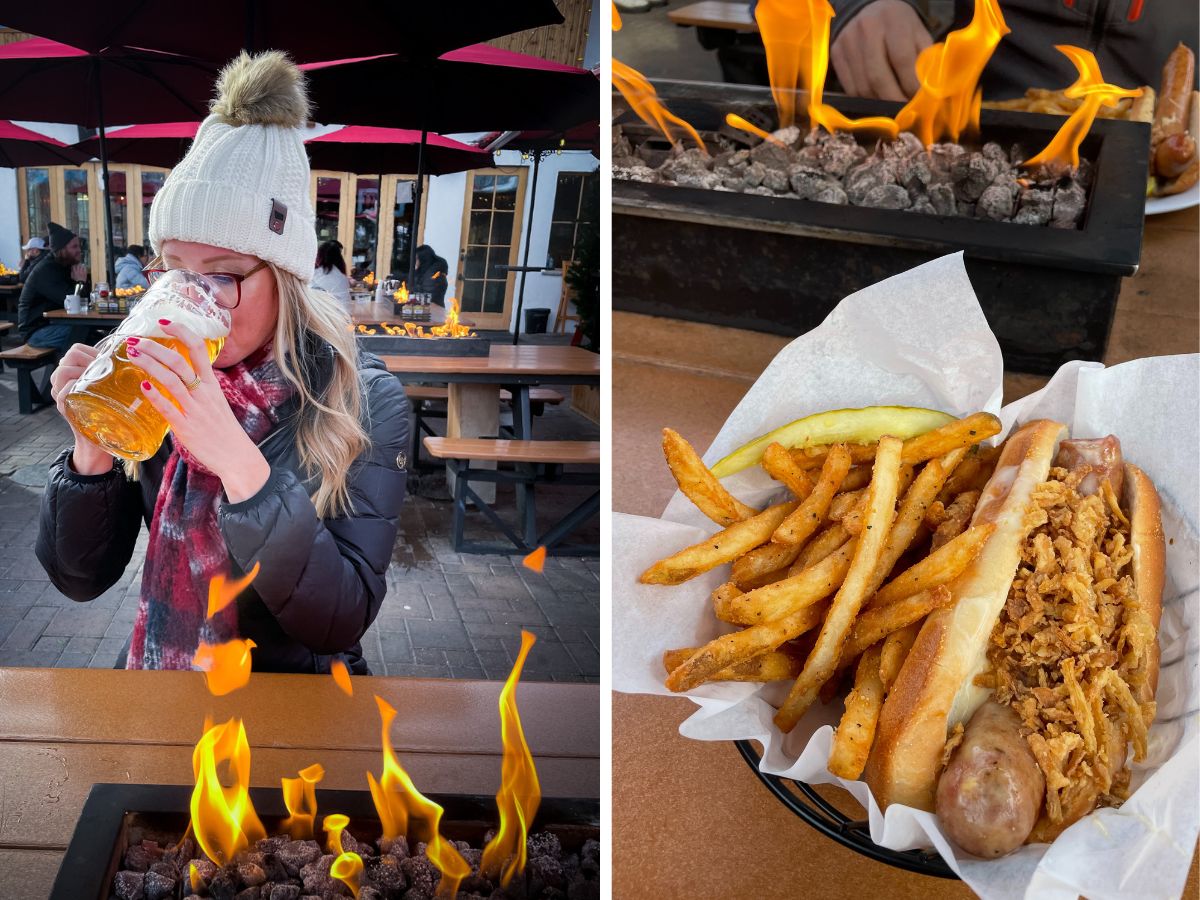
[184,374,202,391]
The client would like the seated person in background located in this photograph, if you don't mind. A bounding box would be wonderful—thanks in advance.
[311,240,351,303]
[115,244,150,291]
[829,0,1198,101]
[18,236,48,283]
[18,222,91,354]
[412,244,448,307]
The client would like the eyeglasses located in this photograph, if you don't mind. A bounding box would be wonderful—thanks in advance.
[145,260,269,309]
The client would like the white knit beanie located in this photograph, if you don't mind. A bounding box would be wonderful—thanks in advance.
[149,51,316,281]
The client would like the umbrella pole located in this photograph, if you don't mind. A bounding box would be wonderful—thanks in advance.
[407,128,427,291]
[511,150,540,346]
[94,65,117,286]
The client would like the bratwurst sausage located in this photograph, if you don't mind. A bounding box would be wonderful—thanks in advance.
[935,702,1045,858]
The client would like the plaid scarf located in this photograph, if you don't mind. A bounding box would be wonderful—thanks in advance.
[127,344,295,670]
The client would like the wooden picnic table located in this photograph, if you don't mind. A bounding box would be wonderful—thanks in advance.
[43,308,127,328]
[386,345,600,502]
[0,668,599,900]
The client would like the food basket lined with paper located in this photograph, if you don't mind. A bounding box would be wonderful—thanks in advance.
[612,253,1198,899]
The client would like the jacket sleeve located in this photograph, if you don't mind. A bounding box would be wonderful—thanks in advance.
[828,0,929,41]
[36,449,146,601]
[217,372,410,654]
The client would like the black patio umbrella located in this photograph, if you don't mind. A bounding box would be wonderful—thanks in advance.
[0,120,89,167]
[0,38,218,283]
[0,0,563,64]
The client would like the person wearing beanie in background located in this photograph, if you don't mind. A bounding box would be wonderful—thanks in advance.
[18,236,48,283]
[18,222,91,352]
[37,51,410,675]
[114,244,151,291]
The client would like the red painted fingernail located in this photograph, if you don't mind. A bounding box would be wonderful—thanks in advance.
[128,348,140,357]
[141,380,152,391]
[158,318,171,325]
[126,336,139,345]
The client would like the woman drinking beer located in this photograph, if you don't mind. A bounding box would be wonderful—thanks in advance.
[35,51,409,675]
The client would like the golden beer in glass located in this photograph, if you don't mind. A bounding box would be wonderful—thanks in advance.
[64,270,231,461]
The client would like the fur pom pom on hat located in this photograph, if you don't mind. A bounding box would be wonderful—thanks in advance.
[149,51,316,281]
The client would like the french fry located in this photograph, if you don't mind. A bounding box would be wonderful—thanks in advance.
[865,447,968,597]
[899,412,1001,466]
[640,501,797,585]
[711,582,744,623]
[790,442,877,470]
[720,539,857,625]
[773,445,853,545]
[791,522,851,575]
[827,643,886,780]
[762,442,816,500]
[879,621,921,690]
[937,444,1000,502]
[663,428,757,527]
[775,435,904,732]
[843,465,914,536]
[731,541,803,588]
[839,465,873,492]
[662,646,804,682]
[868,522,995,609]
[840,585,953,664]
[828,489,865,522]
[931,489,981,551]
[735,565,793,591]
[665,603,826,693]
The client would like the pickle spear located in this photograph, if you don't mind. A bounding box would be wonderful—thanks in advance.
[710,406,956,478]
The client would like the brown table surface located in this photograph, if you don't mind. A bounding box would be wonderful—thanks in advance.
[0,669,599,900]
[668,0,758,30]
[613,207,1199,897]
[44,308,127,321]
[382,345,601,379]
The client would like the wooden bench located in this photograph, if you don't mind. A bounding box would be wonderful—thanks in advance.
[407,386,565,470]
[423,437,600,555]
[0,344,56,413]
[0,321,13,373]
[668,0,757,31]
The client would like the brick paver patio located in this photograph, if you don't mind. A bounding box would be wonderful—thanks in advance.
[0,360,599,682]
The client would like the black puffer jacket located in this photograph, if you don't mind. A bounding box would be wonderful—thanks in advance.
[35,335,410,674]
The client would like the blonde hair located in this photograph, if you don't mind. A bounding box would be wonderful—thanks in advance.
[126,262,369,520]
[271,263,369,519]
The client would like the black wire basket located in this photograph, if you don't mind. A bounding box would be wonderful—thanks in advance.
[734,739,959,879]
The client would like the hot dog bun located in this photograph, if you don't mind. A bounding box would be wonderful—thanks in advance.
[863,420,1067,811]
[1126,462,1164,697]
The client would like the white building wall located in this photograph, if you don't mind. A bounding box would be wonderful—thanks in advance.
[1,122,84,268]
[422,146,598,333]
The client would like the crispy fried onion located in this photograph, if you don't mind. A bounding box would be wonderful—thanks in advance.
[987,465,1155,826]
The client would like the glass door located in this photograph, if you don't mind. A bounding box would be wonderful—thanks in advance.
[456,168,527,330]
[351,176,379,282]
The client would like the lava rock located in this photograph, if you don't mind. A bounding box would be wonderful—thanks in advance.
[143,870,176,900]
[749,140,793,170]
[364,853,407,895]
[209,871,239,900]
[263,885,302,900]
[819,134,867,177]
[762,167,790,192]
[189,858,219,882]
[1051,181,1087,228]
[567,877,601,900]
[359,888,385,900]
[579,841,600,879]
[813,183,849,205]
[951,152,1004,202]
[1013,187,1054,225]
[860,183,912,209]
[527,855,566,893]
[845,158,898,204]
[978,182,1016,220]
[910,196,936,214]
[982,141,1008,163]
[742,161,767,188]
[235,889,262,900]
[400,854,440,897]
[239,862,268,887]
[726,149,751,169]
[300,855,344,896]
[894,131,927,157]
[771,125,802,146]
[165,837,198,868]
[672,169,723,190]
[277,840,323,877]
[149,860,178,879]
[124,844,157,872]
[380,836,411,861]
[929,182,957,216]
[114,870,146,900]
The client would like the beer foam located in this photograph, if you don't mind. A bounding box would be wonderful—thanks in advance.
[125,289,230,341]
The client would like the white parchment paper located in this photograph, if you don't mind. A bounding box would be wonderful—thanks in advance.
[613,253,1200,900]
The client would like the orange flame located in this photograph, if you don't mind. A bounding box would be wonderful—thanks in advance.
[725,113,786,147]
[367,695,471,897]
[613,1,621,32]
[480,631,541,887]
[281,762,325,839]
[190,717,266,865]
[429,298,476,338]
[331,659,354,696]
[363,271,376,287]
[189,863,202,893]
[613,58,707,152]
[394,281,410,303]
[324,814,364,898]
[207,562,261,618]
[894,0,1010,145]
[192,638,256,696]
[754,0,898,138]
[522,545,547,574]
[1023,46,1142,170]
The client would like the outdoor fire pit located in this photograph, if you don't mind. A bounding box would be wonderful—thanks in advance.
[354,331,491,357]
[52,784,600,900]
[612,81,1151,374]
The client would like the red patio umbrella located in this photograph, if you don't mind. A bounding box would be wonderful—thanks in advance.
[0,0,563,65]
[71,121,199,169]
[0,120,88,167]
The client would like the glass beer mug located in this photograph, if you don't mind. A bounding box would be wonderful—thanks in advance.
[63,270,231,461]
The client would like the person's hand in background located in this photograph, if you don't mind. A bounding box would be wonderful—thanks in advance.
[70,262,88,282]
[830,0,932,101]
